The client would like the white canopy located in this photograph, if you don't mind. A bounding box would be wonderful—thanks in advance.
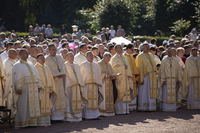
[110,37,131,45]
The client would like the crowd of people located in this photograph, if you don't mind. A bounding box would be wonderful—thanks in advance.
[0,24,199,128]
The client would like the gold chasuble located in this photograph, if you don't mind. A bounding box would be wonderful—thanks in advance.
[12,60,43,127]
[183,56,200,100]
[65,62,87,113]
[80,61,103,110]
[159,57,182,104]
[110,54,132,103]
[45,54,66,111]
[35,63,56,116]
[98,60,114,113]
[136,52,157,99]
[124,52,139,97]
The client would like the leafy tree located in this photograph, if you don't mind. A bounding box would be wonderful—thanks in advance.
[154,0,170,33]
[170,19,191,36]
[80,0,140,34]
[19,0,47,25]
[193,1,200,28]
[145,0,197,35]
[1,0,199,34]
[168,0,196,28]
[19,0,98,32]
[0,0,25,31]
[99,1,132,33]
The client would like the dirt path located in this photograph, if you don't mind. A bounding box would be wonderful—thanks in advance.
[1,109,200,133]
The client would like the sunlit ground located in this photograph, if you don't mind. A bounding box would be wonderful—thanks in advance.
[1,109,200,133]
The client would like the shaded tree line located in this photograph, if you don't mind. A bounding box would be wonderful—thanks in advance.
[0,0,199,36]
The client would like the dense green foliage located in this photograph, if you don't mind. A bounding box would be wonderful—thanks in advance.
[0,0,199,36]
[170,19,191,37]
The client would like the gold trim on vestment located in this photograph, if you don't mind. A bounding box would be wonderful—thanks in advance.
[15,119,37,126]
[99,109,115,113]
[121,55,131,103]
[141,54,157,99]
[18,60,40,119]
[64,112,82,114]
[124,53,137,97]
[85,82,102,87]
[68,83,83,89]
[55,108,66,111]
[129,104,137,106]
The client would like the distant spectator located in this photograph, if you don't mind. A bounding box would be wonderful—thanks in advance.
[98,44,105,59]
[116,25,125,37]
[0,32,7,50]
[96,38,102,45]
[92,36,97,45]
[105,27,111,41]
[92,46,100,63]
[29,38,36,46]
[109,25,116,39]
[34,36,39,44]
[14,41,22,49]
[96,31,101,38]
[101,34,107,43]
[82,37,89,45]
[133,48,139,58]
[34,23,41,36]
[60,24,66,35]
[184,45,191,58]
[150,39,157,46]
[11,33,17,42]
[76,29,83,40]
[189,28,198,42]
[40,24,46,34]
[150,46,161,65]
[66,33,73,43]
[108,45,116,56]
[170,35,176,41]
[176,47,186,66]
[157,46,165,59]
[28,25,34,36]
[45,24,53,38]
[38,33,45,42]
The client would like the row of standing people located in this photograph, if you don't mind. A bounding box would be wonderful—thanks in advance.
[0,41,199,128]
